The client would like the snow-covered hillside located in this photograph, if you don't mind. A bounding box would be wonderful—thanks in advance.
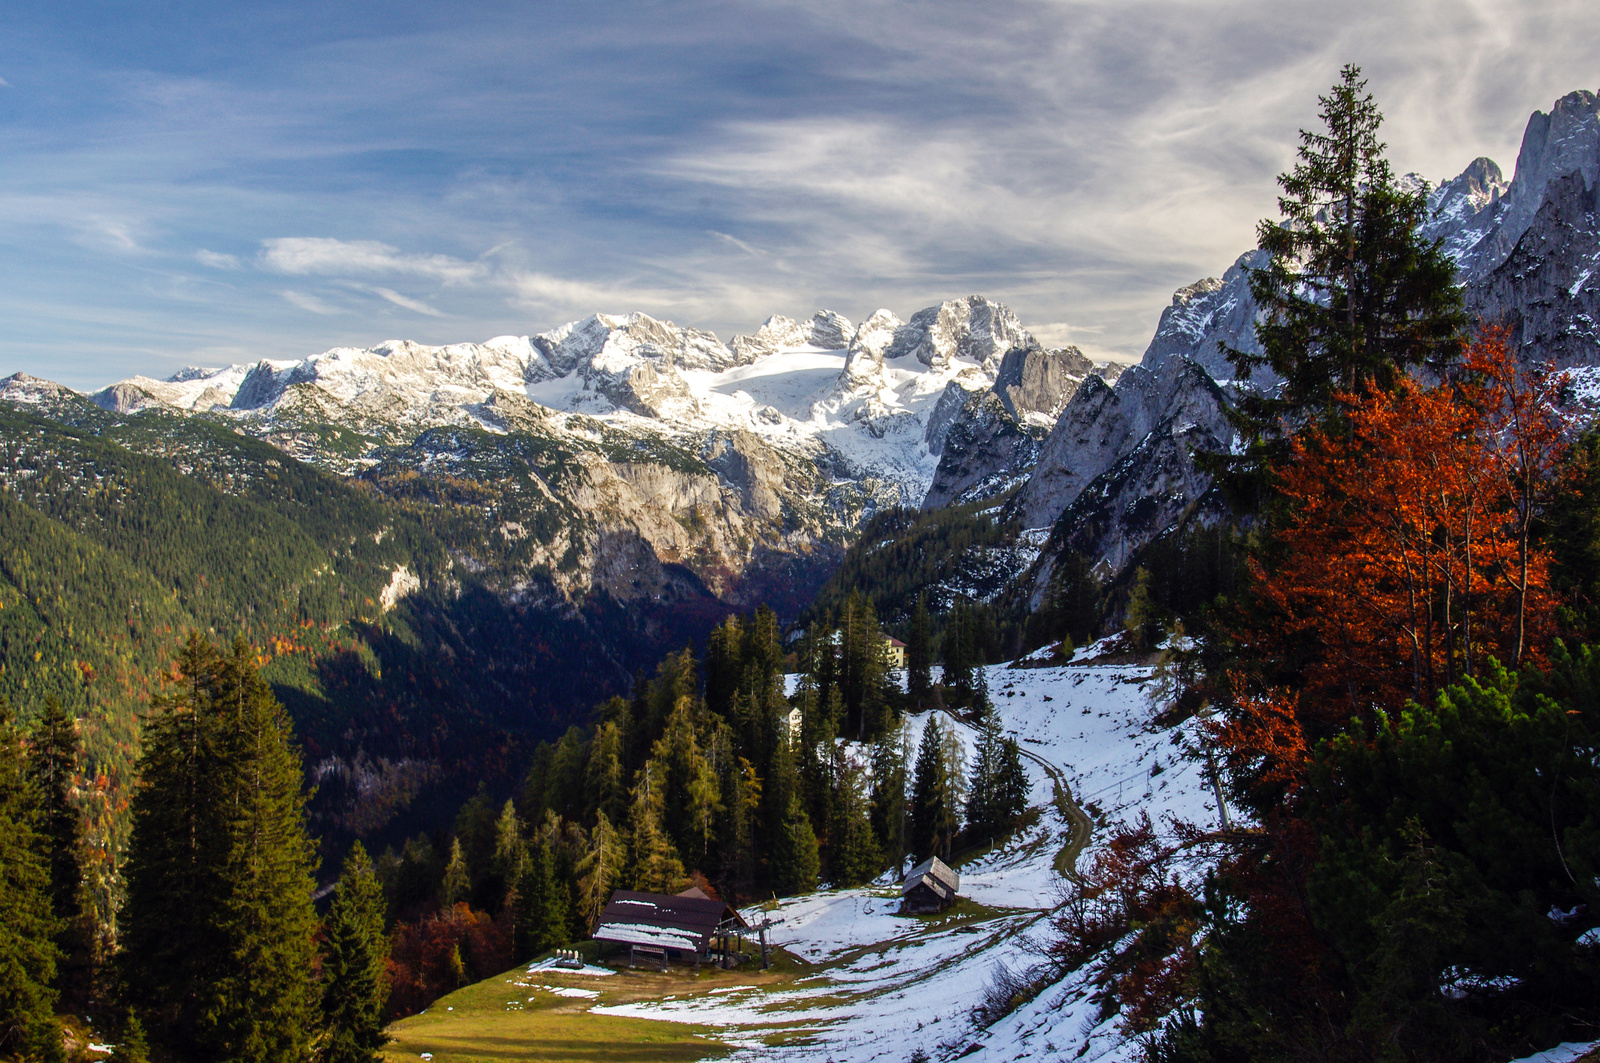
[596,646,1222,1062]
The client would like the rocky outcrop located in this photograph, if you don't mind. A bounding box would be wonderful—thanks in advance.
[920,392,1041,511]
[1467,170,1600,367]
[1138,252,1268,381]
[991,345,1096,424]
[1007,356,1235,536]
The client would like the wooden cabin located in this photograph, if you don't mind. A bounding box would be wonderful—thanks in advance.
[900,855,959,914]
[591,887,750,969]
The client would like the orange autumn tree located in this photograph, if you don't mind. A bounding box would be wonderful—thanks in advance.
[1246,328,1568,725]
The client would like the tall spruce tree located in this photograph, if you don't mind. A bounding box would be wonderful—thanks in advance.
[910,718,960,861]
[1229,64,1466,455]
[121,635,319,1063]
[869,725,909,875]
[0,698,64,1063]
[28,698,89,1005]
[321,843,390,1063]
[769,793,820,896]
[907,594,933,707]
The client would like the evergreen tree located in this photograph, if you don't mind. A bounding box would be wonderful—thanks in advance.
[321,843,390,1063]
[0,698,63,1063]
[910,718,960,861]
[769,793,820,896]
[832,760,882,887]
[943,605,972,698]
[907,593,933,707]
[1228,64,1466,456]
[996,738,1029,830]
[108,1014,150,1063]
[515,840,569,959]
[584,721,628,829]
[489,798,525,912]
[122,636,319,1063]
[205,639,321,1063]
[869,725,909,876]
[27,697,89,1004]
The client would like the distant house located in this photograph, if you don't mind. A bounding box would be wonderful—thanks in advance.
[883,636,908,670]
[591,887,750,969]
[900,855,959,914]
[784,704,804,746]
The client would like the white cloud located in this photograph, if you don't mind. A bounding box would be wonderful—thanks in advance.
[195,249,240,270]
[369,286,443,316]
[259,237,484,285]
[0,76,10,88]
[279,289,340,315]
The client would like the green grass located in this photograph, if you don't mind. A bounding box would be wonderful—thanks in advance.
[381,948,820,1063]
[383,966,731,1063]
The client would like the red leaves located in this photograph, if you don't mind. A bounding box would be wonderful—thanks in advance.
[1257,329,1568,718]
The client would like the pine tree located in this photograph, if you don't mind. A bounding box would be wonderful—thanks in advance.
[27,697,89,1005]
[122,636,319,1062]
[0,698,64,1063]
[584,721,628,829]
[910,718,959,861]
[321,843,390,1063]
[996,738,1029,829]
[869,725,909,875]
[907,594,933,707]
[1228,64,1466,454]
[769,793,820,896]
[832,760,882,887]
[108,1014,150,1063]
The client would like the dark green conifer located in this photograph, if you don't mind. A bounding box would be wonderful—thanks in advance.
[0,698,64,1063]
[28,697,90,1004]
[910,718,959,861]
[320,843,390,1063]
[907,594,933,707]
[869,726,909,875]
[120,635,319,1062]
[769,793,820,896]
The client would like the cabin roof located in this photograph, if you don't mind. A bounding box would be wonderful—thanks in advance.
[902,855,959,898]
[591,889,749,953]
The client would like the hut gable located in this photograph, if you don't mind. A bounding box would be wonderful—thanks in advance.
[900,856,959,913]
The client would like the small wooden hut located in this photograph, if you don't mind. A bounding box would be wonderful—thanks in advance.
[900,855,959,914]
[591,887,750,969]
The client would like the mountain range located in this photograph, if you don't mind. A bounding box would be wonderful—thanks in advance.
[2,87,1598,850]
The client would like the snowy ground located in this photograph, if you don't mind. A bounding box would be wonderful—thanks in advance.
[595,642,1224,1062]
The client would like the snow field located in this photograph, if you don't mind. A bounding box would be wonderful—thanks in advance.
[597,649,1222,1062]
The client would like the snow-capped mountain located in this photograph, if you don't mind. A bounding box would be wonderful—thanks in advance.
[64,296,1108,608]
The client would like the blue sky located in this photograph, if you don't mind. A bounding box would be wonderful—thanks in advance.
[2,0,1597,390]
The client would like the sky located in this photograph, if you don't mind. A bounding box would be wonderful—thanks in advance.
[1,1,1597,391]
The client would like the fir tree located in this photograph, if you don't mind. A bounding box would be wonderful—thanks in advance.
[321,843,390,1063]
[108,1014,150,1063]
[770,793,820,896]
[0,698,64,1063]
[907,593,933,707]
[1228,64,1466,457]
[910,717,960,862]
[122,636,319,1063]
[28,697,89,1004]
[584,721,628,829]
[869,725,909,875]
[515,840,569,958]
[489,798,525,912]
[205,638,321,1063]
[831,760,882,887]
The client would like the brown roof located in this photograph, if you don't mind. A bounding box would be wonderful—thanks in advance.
[902,856,959,899]
[592,889,748,953]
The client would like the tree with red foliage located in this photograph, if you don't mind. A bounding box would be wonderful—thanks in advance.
[384,903,511,1020]
[1238,329,1567,726]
